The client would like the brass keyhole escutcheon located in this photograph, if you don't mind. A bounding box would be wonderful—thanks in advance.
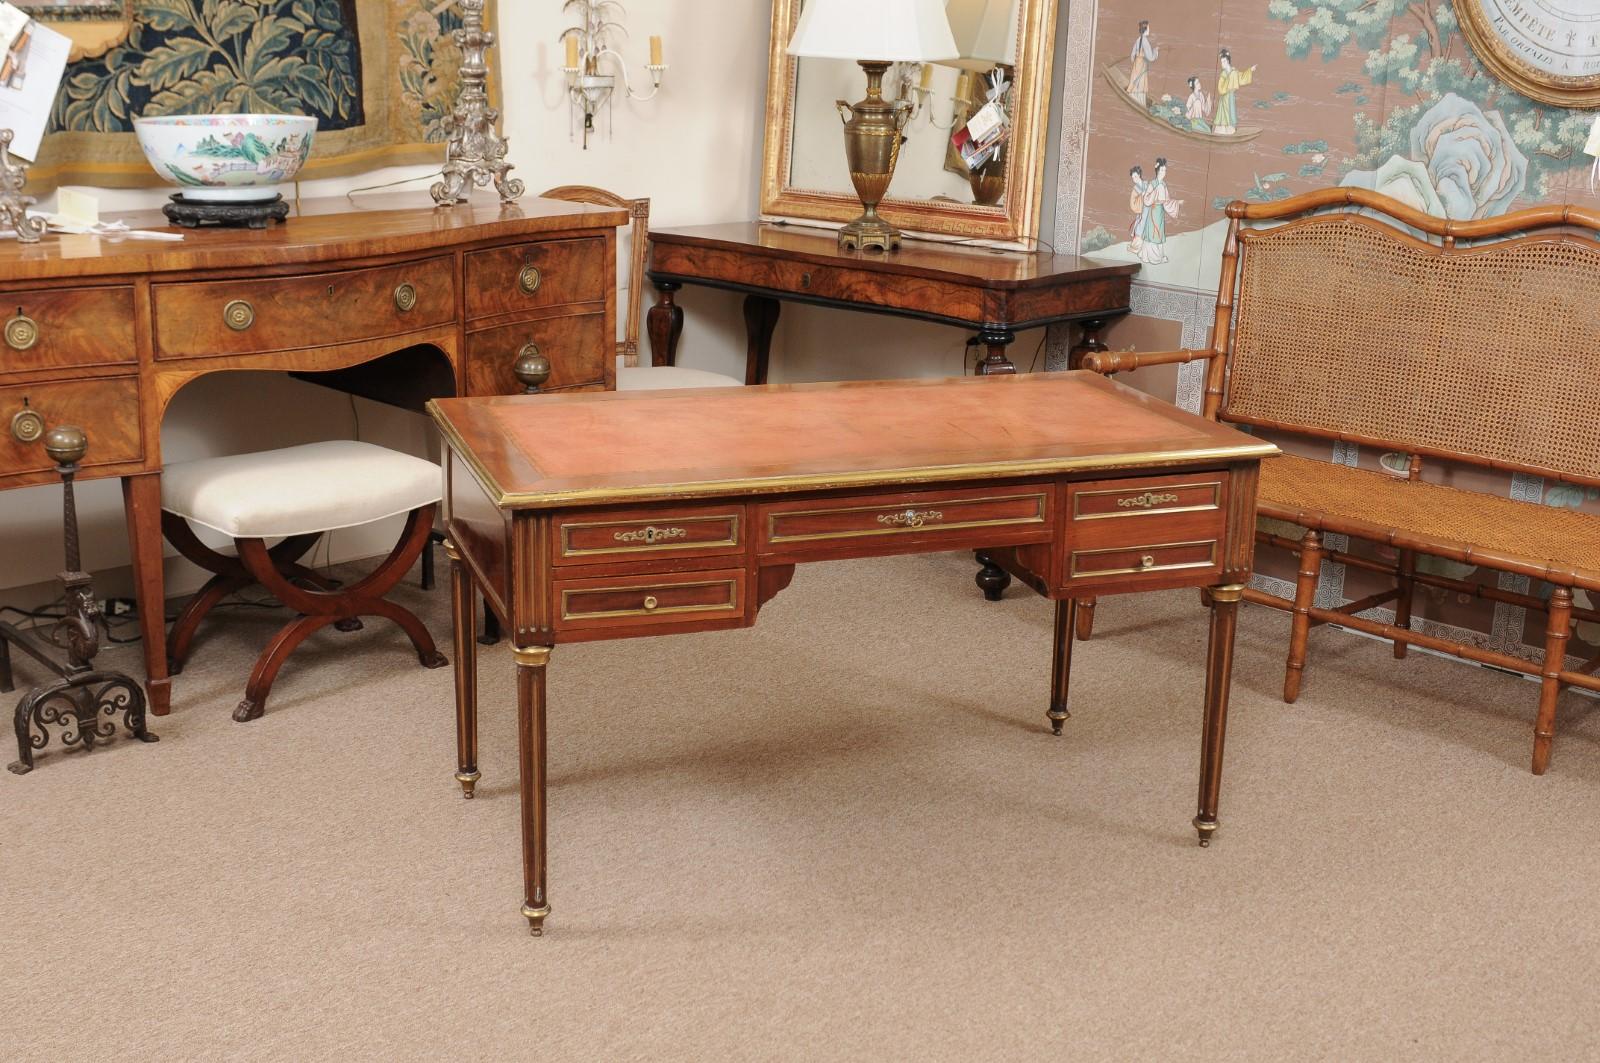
[10,407,43,443]
[5,314,38,350]
[223,299,255,331]
[394,283,418,312]
[518,265,542,295]
[800,272,812,289]
[1139,554,1156,569]
[642,595,659,612]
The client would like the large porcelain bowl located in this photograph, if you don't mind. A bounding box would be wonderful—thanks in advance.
[133,114,317,202]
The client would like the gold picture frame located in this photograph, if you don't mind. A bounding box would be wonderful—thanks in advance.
[1455,0,1600,108]
[760,0,1058,245]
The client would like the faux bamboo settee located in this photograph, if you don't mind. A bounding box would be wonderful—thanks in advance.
[1082,187,1600,774]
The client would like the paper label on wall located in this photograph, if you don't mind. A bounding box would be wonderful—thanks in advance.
[0,14,67,160]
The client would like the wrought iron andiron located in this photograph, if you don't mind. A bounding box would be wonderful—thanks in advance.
[5,425,157,775]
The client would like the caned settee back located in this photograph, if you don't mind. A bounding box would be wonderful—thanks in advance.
[1215,189,1600,487]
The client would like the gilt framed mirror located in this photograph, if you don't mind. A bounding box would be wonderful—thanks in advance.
[761,0,1058,245]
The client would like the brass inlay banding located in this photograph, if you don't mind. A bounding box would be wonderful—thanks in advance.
[560,579,738,622]
[559,513,741,558]
[767,491,1047,544]
[1069,539,1218,578]
[5,314,38,350]
[1074,481,1223,520]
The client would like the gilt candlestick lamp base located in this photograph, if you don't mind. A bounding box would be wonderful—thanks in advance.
[836,60,912,252]
[431,0,524,206]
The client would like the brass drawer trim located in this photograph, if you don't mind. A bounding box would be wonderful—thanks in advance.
[1073,480,1222,520]
[1069,539,1218,578]
[766,491,1047,544]
[560,579,740,621]
[559,512,742,559]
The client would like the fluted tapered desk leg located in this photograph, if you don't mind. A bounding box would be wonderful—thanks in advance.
[1048,598,1078,735]
[515,645,553,935]
[1195,584,1243,847]
[445,540,480,798]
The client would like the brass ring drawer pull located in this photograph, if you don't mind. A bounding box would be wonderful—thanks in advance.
[512,342,551,393]
[642,595,659,612]
[222,299,255,331]
[10,407,43,443]
[394,283,418,312]
[518,265,542,295]
[876,508,943,529]
[1138,554,1157,569]
[5,314,38,350]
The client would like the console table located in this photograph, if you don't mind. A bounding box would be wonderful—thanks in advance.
[0,194,626,716]
[645,223,1139,382]
[429,373,1277,935]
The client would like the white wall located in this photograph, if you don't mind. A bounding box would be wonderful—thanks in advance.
[0,0,1049,602]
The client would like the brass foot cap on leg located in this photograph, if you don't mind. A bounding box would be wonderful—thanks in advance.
[1047,708,1069,735]
[455,770,481,798]
[522,903,551,936]
[1193,816,1218,848]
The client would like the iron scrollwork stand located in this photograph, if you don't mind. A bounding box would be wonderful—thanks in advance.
[5,425,157,775]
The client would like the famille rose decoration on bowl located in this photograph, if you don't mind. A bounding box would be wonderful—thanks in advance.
[131,114,318,203]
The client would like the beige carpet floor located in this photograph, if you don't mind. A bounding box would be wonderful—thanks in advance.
[5,550,1600,1061]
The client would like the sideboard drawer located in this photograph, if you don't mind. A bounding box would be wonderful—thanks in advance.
[464,312,607,395]
[758,484,1051,557]
[0,286,136,374]
[152,256,455,360]
[0,376,142,477]
[554,568,747,635]
[465,237,608,319]
[553,504,743,566]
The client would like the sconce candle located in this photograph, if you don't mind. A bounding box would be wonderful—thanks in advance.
[566,34,579,69]
[649,35,663,66]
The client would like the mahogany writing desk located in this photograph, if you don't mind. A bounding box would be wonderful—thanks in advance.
[645,223,1139,382]
[428,373,1278,935]
[0,194,626,716]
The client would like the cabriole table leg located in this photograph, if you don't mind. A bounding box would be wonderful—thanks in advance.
[445,540,480,798]
[515,644,553,935]
[1194,583,1243,847]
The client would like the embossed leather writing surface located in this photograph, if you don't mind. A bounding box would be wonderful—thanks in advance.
[432,373,1275,506]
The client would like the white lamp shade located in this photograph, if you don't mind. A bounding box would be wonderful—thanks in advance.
[940,0,1017,71]
[787,0,959,62]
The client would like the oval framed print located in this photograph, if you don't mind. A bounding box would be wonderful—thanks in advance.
[1457,1,1600,107]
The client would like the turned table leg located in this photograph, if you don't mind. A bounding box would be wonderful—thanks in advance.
[515,644,553,935]
[1067,318,1110,370]
[1048,599,1079,735]
[646,280,684,368]
[122,473,172,716]
[743,294,780,385]
[973,325,1017,375]
[446,540,480,798]
[1194,583,1243,847]
[973,550,1011,601]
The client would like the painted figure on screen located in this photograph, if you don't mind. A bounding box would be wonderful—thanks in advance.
[1127,21,1159,106]
[1184,76,1211,132]
[1129,157,1180,264]
[1214,49,1255,136]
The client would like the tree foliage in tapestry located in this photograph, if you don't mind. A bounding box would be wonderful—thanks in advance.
[50,0,374,133]
[1268,0,1591,209]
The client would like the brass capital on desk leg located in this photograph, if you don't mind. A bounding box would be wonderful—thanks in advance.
[446,540,481,799]
[1195,583,1244,847]
[1048,598,1079,735]
[515,644,553,935]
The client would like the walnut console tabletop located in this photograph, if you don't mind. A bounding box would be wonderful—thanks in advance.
[645,223,1139,381]
[0,194,627,716]
[428,372,1278,935]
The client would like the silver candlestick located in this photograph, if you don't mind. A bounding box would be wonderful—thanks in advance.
[431,0,524,205]
[0,129,47,243]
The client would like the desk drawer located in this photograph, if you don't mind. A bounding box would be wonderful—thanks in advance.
[464,312,608,395]
[0,376,141,477]
[553,504,743,566]
[0,286,136,374]
[554,568,746,635]
[1067,540,1219,581]
[1062,473,1227,590]
[152,256,455,360]
[465,237,608,319]
[758,484,1051,557]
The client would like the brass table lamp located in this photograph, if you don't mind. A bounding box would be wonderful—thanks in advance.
[788,0,957,251]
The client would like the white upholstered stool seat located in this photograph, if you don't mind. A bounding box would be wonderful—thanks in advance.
[159,439,447,723]
[161,440,441,538]
[616,364,743,391]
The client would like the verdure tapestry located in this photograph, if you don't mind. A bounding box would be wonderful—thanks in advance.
[29,0,500,188]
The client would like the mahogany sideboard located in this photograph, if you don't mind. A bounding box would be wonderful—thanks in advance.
[645,222,1140,382]
[430,373,1278,934]
[0,194,627,716]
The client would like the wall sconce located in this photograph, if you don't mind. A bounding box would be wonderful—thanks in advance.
[560,0,667,149]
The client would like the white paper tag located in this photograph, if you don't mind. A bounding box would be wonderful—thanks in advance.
[56,188,99,227]
[0,17,67,160]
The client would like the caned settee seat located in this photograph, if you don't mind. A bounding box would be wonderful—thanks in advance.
[1260,454,1600,591]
